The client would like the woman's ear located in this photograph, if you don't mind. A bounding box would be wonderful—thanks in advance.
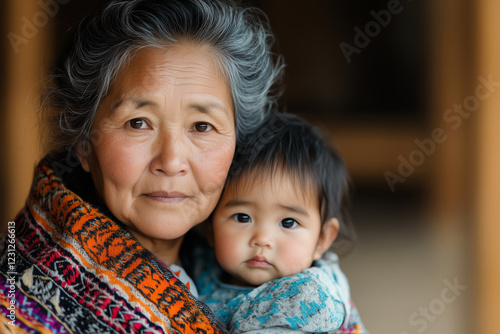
[75,143,91,172]
[313,218,339,260]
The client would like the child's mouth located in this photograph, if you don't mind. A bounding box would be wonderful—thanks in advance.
[246,256,272,268]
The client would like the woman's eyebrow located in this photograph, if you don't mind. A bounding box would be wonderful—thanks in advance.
[188,102,229,117]
[111,97,158,111]
[110,99,229,117]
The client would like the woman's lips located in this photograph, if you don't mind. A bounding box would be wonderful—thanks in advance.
[144,192,187,203]
[245,256,272,269]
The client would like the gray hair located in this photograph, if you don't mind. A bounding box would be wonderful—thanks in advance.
[42,0,284,156]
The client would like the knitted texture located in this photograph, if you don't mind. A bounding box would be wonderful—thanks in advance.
[194,248,367,333]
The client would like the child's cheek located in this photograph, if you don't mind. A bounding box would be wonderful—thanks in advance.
[214,231,241,271]
[277,243,315,276]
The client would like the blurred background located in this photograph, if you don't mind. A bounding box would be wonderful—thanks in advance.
[1,0,499,333]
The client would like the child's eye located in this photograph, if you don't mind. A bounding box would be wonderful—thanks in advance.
[280,218,298,229]
[127,118,148,129]
[194,122,213,132]
[232,213,251,223]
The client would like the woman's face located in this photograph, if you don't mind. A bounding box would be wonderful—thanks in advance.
[79,44,235,247]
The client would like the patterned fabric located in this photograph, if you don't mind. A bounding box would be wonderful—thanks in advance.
[169,264,199,297]
[193,247,368,333]
[0,158,226,333]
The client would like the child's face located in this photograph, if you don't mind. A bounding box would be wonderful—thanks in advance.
[212,173,335,286]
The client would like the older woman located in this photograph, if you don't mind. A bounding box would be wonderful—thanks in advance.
[0,0,283,332]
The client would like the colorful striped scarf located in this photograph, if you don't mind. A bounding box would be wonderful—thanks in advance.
[0,158,226,333]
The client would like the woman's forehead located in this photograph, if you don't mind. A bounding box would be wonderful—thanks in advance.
[114,45,228,92]
[99,44,234,117]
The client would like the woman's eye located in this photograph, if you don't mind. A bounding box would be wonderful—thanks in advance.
[194,122,213,132]
[232,213,251,223]
[127,118,148,129]
[280,218,298,229]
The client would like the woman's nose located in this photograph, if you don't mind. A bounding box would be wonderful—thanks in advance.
[250,227,273,249]
[150,130,189,176]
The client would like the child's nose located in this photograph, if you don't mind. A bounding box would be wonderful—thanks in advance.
[250,228,273,249]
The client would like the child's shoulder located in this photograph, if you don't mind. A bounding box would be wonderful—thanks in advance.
[226,262,346,332]
[311,251,351,293]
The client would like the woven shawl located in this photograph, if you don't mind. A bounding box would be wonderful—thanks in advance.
[0,158,226,333]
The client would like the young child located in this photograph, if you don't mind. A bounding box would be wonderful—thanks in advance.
[192,113,366,333]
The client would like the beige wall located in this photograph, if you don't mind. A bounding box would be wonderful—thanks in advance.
[1,1,50,230]
[476,0,500,330]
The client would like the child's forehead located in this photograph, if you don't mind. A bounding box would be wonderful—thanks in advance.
[225,169,318,202]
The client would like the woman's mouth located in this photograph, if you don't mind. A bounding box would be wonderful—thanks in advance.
[144,192,188,203]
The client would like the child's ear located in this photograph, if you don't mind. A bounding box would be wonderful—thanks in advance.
[313,218,339,260]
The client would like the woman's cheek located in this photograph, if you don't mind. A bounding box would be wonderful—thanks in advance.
[199,139,235,195]
[100,138,138,180]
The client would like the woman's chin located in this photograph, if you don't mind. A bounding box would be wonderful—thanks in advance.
[124,211,201,242]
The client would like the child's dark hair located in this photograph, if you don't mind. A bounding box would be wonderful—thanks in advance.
[227,113,355,254]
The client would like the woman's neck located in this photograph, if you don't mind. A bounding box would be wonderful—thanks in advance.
[128,229,184,265]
